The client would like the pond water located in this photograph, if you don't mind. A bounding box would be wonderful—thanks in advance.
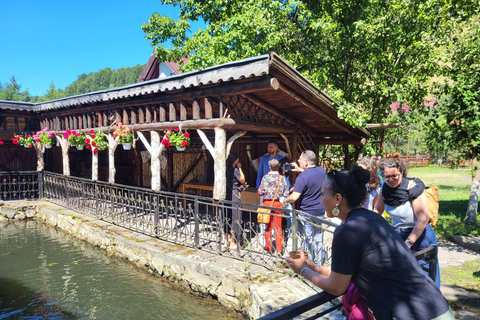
[0,221,243,320]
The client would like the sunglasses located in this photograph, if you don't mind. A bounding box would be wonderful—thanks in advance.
[382,173,400,180]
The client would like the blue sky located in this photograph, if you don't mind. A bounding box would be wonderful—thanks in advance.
[0,0,204,97]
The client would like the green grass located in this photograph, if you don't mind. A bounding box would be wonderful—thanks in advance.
[409,166,480,240]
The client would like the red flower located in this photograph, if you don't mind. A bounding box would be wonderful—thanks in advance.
[92,142,96,146]
[29,145,33,148]
[166,140,171,147]
[181,140,188,147]
[93,148,98,154]
[168,127,172,130]
[86,145,91,150]
[183,132,190,138]
[90,130,95,133]
[91,135,95,138]
[174,127,179,132]
[86,139,90,144]
[161,139,169,146]
[0,141,3,145]
[165,133,170,138]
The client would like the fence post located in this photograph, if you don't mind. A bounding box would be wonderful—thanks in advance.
[38,171,44,200]
[292,209,298,251]
[194,197,200,247]
[64,175,69,206]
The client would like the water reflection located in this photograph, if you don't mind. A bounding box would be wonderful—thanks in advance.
[0,221,243,320]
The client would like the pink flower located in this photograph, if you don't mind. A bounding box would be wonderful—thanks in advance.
[174,127,179,132]
[183,132,190,138]
[181,140,188,147]
[168,127,172,130]
[401,104,410,113]
[47,132,53,138]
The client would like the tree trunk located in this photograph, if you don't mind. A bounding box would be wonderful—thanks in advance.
[137,131,167,191]
[197,127,226,200]
[34,141,45,171]
[464,157,480,225]
[106,134,119,184]
[56,135,70,176]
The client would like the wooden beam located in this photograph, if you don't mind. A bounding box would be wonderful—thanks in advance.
[278,82,368,138]
[241,93,318,137]
[366,123,401,129]
[192,99,200,120]
[180,100,188,120]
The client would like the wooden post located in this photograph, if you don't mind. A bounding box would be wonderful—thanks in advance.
[180,100,188,120]
[87,134,99,181]
[137,131,167,191]
[169,102,176,121]
[197,127,226,200]
[205,98,213,119]
[192,99,200,120]
[56,134,70,176]
[106,134,119,183]
[34,141,45,171]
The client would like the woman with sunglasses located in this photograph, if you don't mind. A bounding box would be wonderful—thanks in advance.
[374,154,440,287]
[287,166,453,320]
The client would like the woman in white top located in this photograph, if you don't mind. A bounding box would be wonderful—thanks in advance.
[355,157,381,210]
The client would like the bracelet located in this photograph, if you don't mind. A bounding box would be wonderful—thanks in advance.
[300,266,310,277]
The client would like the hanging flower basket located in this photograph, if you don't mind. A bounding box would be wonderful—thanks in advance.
[12,133,34,148]
[76,146,84,151]
[65,130,87,149]
[33,127,55,148]
[89,130,108,154]
[113,123,133,148]
[162,126,190,151]
[123,143,132,150]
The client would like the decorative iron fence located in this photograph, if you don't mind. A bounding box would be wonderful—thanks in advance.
[1,171,337,268]
[0,171,42,201]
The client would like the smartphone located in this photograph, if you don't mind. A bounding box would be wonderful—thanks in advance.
[283,163,294,171]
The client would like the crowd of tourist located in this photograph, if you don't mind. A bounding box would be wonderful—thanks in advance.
[224,143,450,319]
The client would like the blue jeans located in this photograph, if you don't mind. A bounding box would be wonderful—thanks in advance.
[298,215,326,265]
[397,224,441,288]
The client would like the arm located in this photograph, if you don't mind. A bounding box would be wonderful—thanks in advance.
[372,193,379,211]
[256,157,265,188]
[286,191,301,204]
[290,161,304,173]
[236,163,245,184]
[373,192,385,214]
[257,177,265,196]
[408,192,429,248]
[288,250,351,296]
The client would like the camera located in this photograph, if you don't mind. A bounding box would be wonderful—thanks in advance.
[283,163,294,171]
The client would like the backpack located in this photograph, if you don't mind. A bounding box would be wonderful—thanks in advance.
[424,186,440,227]
[407,181,440,227]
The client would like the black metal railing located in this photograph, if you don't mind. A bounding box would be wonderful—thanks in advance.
[258,245,439,320]
[0,171,42,201]
[40,171,337,268]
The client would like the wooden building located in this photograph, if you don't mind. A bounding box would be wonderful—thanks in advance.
[0,53,369,203]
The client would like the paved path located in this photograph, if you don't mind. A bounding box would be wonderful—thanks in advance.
[438,238,480,320]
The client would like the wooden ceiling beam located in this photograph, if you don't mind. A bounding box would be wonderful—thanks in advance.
[241,93,318,137]
[278,82,369,138]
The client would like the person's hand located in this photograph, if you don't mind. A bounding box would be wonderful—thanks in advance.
[290,162,303,172]
[236,162,242,169]
[287,249,307,274]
